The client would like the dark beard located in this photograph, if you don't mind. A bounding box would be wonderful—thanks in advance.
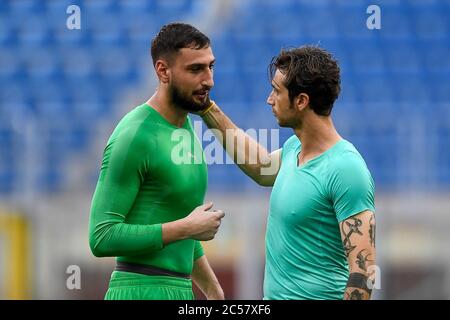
[169,83,210,112]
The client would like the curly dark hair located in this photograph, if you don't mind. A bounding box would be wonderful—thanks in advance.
[269,46,341,116]
[151,22,210,66]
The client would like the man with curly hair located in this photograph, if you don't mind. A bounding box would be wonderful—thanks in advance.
[200,46,376,300]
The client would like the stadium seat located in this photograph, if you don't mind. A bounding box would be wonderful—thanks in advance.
[1,0,449,193]
[347,42,386,75]
[411,8,448,41]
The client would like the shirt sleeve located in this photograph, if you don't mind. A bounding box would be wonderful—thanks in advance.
[281,135,300,160]
[328,151,375,222]
[193,241,204,261]
[89,126,164,257]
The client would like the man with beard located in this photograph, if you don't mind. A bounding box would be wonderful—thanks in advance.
[89,23,225,300]
[201,46,376,300]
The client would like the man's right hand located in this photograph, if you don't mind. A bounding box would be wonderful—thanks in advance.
[183,202,225,241]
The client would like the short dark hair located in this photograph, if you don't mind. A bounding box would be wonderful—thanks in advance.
[269,45,341,116]
[151,22,210,66]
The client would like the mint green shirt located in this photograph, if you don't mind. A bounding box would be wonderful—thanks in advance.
[264,135,375,300]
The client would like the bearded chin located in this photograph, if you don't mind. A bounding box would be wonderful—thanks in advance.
[169,83,209,112]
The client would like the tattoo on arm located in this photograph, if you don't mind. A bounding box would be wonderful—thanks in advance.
[356,249,372,271]
[340,212,376,300]
[343,272,372,300]
[341,217,363,257]
[369,215,376,248]
[344,289,365,300]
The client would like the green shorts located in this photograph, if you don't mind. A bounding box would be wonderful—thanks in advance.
[104,271,195,300]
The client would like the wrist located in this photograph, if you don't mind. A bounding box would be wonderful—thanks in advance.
[205,283,224,300]
[162,219,190,244]
[177,217,191,240]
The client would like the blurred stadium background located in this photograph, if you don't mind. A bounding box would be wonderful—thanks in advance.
[0,0,449,299]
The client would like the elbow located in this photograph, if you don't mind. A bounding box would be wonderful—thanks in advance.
[90,245,106,258]
[250,164,276,187]
[89,240,103,258]
[253,175,274,187]
[258,179,274,187]
[89,234,110,258]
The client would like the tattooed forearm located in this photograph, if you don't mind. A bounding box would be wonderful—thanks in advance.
[356,249,372,272]
[340,211,376,300]
[341,217,363,257]
[344,272,372,300]
[369,215,376,248]
[344,288,367,300]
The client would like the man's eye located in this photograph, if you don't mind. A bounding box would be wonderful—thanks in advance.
[209,64,215,70]
[191,67,201,72]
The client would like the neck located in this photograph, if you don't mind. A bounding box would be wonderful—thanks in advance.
[146,87,187,128]
[293,111,342,158]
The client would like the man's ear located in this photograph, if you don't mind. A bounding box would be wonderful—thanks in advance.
[155,59,170,83]
[295,93,310,112]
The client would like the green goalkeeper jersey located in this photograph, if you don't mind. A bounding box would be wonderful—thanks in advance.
[89,103,206,275]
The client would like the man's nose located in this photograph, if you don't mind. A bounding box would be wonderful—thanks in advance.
[202,69,214,88]
[267,92,274,106]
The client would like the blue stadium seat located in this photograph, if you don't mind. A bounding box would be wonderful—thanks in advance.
[245,103,278,129]
[298,10,339,39]
[264,12,302,42]
[87,13,125,46]
[213,38,240,73]
[34,100,68,120]
[60,47,95,81]
[431,75,450,103]
[155,0,193,12]
[355,74,395,103]
[95,47,134,81]
[245,71,272,103]
[390,76,431,104]
[407,0,441,8]
[122,13,160,45]
[65,79,102,103]
[36,167,65,193]
[335,8,378,40]
[7,0,41,13]
[226,14,266,42]
[22,48,60,81]
[0,13,14,46]
[0,82,32,111]
[0,49,22,81]
[16,16,51,47]
[423,43,450,73]
[72,101,108,122]
[339,79,360,104]
[0,126,18,193]
[383,42,422,74]
[211,72,246,104]
[378,11,413,41]
[81,0,115,12]
[411,8,448,41]
[434,120,450,184]
[234,39,275,73]
[350,125,399,186]
[1,0,450,193]
[347,42,386,74]
[294,0,331,9]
